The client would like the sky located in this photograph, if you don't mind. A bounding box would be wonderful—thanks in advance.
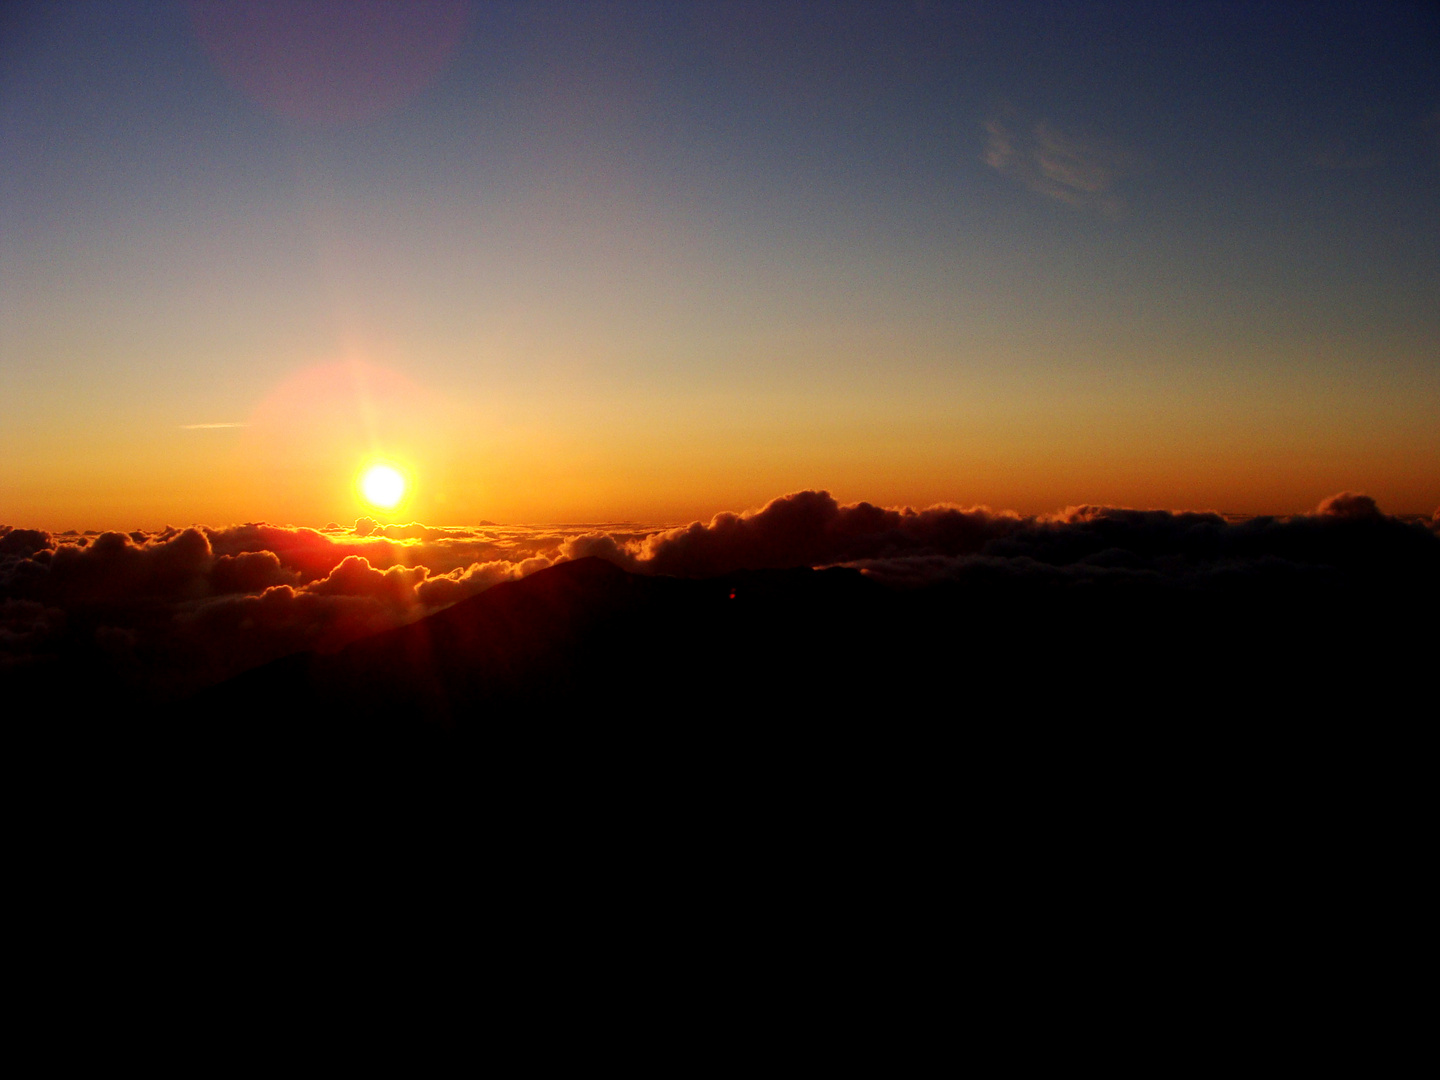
[2,0,1437,530]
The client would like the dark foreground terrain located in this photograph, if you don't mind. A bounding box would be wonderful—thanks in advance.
[10,545,1431,1045]
[18,549,1431,832]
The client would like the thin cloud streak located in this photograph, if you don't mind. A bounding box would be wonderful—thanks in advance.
[984,111,1139,216]
[179,423,247,430]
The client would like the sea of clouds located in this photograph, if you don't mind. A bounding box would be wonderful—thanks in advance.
[3,490,1437,702]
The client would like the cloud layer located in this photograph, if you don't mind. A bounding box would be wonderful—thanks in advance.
[0,517,592,697]
[3,490,1437,702]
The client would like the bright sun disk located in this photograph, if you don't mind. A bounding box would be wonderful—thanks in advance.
[360,464,407,509]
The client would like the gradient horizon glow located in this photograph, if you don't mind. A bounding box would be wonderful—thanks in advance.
[2,1,1437,531]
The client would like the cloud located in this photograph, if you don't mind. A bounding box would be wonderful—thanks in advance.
[984,113,1139,214]
[1316,491,1382,519]
[1,527,54,558]
[305,554,427,608]
[561,488,1438,596]
[563,490,1025,578]
[849,492,1438,591]
[3,490,1436,704]
[0,512,607,698]
[179,422,246,429]
[414,556,551,609]
[210,550,296,594]
[28,527,218,603]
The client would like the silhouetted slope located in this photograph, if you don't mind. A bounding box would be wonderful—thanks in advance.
[174,553,1432,782]
[16,550,1431,998]
[194,556,908,742]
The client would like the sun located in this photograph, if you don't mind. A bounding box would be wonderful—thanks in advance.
[359,463,407,510]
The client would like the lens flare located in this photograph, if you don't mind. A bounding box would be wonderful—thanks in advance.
[360,463,407,509]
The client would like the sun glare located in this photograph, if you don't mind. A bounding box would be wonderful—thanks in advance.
[360,463,407,510]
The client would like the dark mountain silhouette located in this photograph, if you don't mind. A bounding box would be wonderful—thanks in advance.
[14,553,1428,1005]
[200,554,898,726]
[35,549,1394,844]
[20,550,1426,786]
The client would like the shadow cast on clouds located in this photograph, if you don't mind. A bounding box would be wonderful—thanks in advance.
[2,489,1437,701]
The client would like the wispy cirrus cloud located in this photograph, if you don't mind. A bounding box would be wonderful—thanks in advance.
[179,422,246,430]
[984,111,1139,215]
